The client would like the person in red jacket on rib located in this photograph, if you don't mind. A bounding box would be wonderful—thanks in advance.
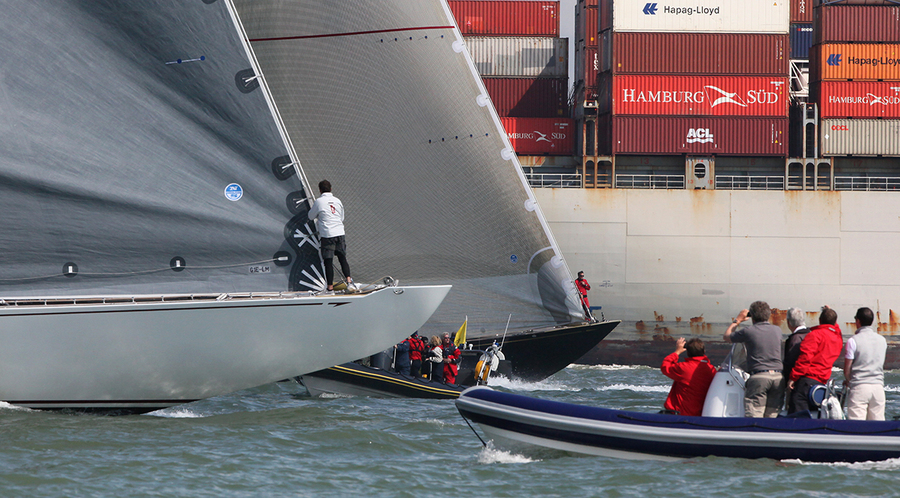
[788,306,844,414]
[661,337,718,416]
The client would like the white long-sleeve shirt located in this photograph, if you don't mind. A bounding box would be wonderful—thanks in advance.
[308,192,345,238]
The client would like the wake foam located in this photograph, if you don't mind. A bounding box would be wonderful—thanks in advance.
[489,376,575,392]
[783,457,900,470]
[0,401,31,412]
[597,383,669,393]
[147,407,204,418]
[477,443,537,464]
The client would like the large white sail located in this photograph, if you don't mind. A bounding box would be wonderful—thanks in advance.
[230,0,584,335]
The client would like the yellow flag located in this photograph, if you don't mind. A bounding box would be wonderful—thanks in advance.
[454,316,467,346]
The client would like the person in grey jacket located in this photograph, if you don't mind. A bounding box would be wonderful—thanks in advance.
[843,307,887,420]
[724,301,785,418]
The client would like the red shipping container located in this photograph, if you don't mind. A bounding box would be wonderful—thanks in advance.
[791,0,813,24]
[501,117,575,155]
[586,7,598,47]
[602,75,789,117]
[604,32,788,75]
[813,81,900,118]
[575,5,598,47]
[599,115,788,156]
[449,1,559,36]
[814,6,900,44]
[482,77,569,117]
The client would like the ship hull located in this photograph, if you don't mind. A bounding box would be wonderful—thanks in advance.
[0,285,450,412]
[468,320,620,381]
[535,188,900,360]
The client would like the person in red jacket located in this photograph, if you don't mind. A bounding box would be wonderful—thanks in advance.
[440,332,462,384]
[788,306,844,414]
[407,331,426,378]
[575,271,595,322]
[661,337,718,416]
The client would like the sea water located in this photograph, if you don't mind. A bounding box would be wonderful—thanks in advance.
[1,366,899,497]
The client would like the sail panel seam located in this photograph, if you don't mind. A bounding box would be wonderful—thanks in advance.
[248,25,454,43]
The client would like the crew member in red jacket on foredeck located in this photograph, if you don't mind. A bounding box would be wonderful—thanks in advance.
[661,337,718,416]
[788,306,844,414]
[575,271,594,321]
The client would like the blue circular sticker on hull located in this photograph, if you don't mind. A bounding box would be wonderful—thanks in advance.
[510,254,518,263]
[225,183,243,201]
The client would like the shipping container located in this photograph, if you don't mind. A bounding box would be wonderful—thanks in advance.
[601,32,788,75]
[584,6,599,47]
[810,44,900,81]
[790,24,813,60]
[482,77,569,117]
[449,1,560,37]
[814,6,900,45]
[821,119,900,156]
[575,46,599,90]
[815,0,900,5]
[581,0,598,7]
[465,37,568,77]
[599,115,789,156]
[600,0,789,34]
[600,75,789,116]
[500,117,575,155]
[791,0,813,23]
[814,81,900,118]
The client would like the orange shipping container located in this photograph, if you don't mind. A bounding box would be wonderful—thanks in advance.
[811,44,900,81]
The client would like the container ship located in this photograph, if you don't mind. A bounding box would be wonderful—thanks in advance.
[450,0,900,367]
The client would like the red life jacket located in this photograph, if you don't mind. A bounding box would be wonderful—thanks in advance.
[408,336,426,361]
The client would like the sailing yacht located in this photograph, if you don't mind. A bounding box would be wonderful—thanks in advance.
[0,1,449,412]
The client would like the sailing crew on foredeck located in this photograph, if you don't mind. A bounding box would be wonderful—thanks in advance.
[309,179,355,292]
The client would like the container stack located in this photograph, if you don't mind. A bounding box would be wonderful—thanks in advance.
[449,0,574,156]
[791,0,814,61]
[812,1,900,156]
[594,0,791,157]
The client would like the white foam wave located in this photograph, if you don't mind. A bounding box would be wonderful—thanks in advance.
[489,376,575,392]
[568,364,650,371]
[423,418,447,428]
[597,383,669,393]
[883,385,900,393]
[477,443,537,464]
[316,392,354,399]
[784,457,900,470]
[0,401,31,412]
[147,407,205,418]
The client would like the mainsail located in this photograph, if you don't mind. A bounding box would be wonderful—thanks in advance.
[230,0,584,335]
[0,1,320,296]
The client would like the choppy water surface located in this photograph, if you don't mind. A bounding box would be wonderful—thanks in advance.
[2,366,900,497]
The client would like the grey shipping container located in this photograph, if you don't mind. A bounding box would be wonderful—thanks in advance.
[821,119,900,156]
[464,37,568,78]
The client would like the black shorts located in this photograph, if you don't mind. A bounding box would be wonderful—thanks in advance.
[320,235,346,259]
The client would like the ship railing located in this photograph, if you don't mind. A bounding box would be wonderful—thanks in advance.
[615,174,685,189]
[526,173,583,188]
[715,176,785,190]
[0,291,320,307]
[834,176,900,192]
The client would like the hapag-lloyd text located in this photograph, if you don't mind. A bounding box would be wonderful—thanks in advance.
[663,5,720,15]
